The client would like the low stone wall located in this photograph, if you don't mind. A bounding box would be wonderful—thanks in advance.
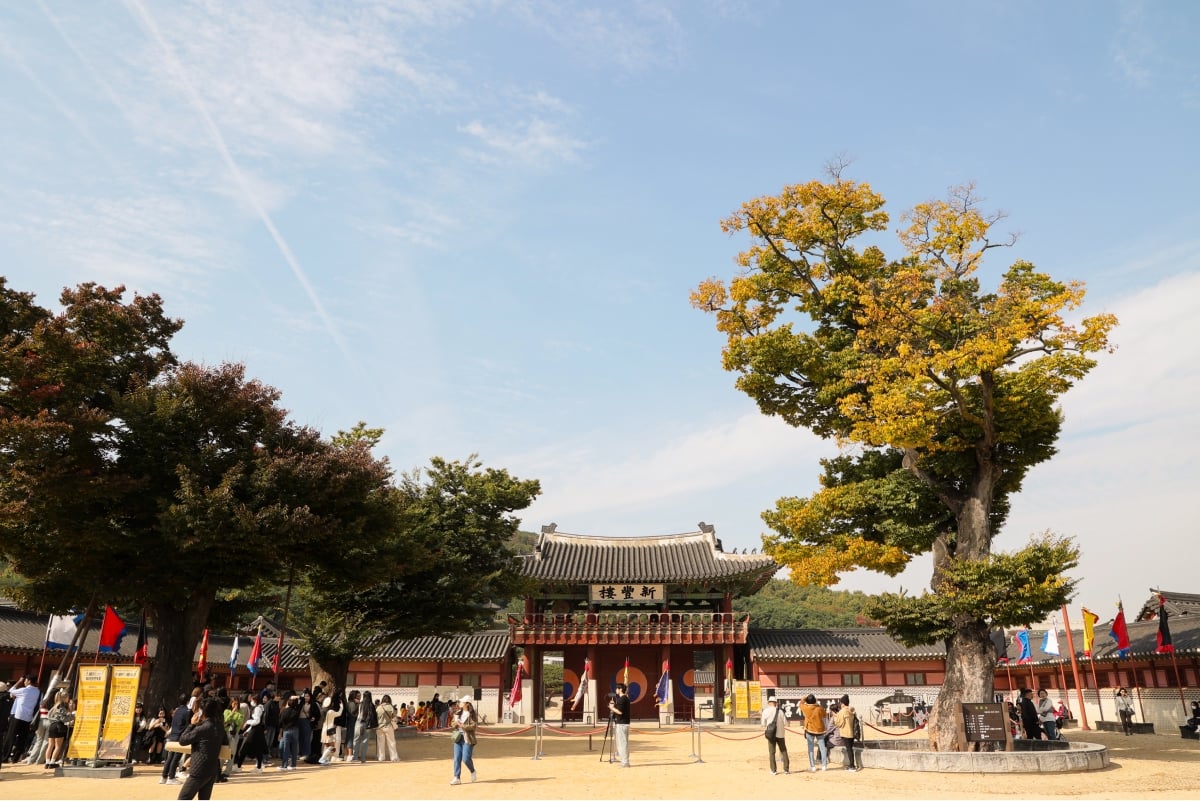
[854,739,1109,773]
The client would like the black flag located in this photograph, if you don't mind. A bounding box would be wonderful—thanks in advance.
[1156,595,1175,654]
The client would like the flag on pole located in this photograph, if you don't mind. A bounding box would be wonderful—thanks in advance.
[98,605,128,653]
[1081,608,1099,657]
[725,657,734,695]
[229,633,240,674]
[1156,595,1175,654]
[623,657,630,685]
[196,629,210,681]
[1042,618,1061,657]
[1108,600,1131,658]
[509,660,524,709]
[654,660,670,707]
[46,615,78,651]
[134,611,148,664]
[571,657,590,710]
[1015,628,1032,664]
[247,626,263,676]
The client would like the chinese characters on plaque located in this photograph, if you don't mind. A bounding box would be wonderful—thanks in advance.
[589,583,666,604]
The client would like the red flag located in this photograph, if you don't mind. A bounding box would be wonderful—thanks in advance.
[196,629,209,681]
[98,605,127,653]
[623,657,630,685]
[247,627,263,676]
[1109,601,1131,658]
[508,660,524,708]
[1156,595,1175,654]
[134,611,148,664]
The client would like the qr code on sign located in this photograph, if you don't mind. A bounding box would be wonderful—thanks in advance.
[110,696,132,717]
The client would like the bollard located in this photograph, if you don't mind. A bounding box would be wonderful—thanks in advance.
[532,720,542,760]
[695,719,704,764]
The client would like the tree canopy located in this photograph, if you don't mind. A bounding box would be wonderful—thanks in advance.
[692,170,1116,748]
[0,279,539,707]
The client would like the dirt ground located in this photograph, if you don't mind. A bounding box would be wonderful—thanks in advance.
[1,723,1197,801]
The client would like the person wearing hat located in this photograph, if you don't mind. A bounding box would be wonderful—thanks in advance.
[449,695,479,785]
[1018,688,1041,741]
[761,695,790,775]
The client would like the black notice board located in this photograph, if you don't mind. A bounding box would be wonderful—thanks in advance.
[961,703,1008,742]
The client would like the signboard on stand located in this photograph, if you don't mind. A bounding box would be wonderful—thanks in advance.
[66,665,110,762]
[957,702,1013,751]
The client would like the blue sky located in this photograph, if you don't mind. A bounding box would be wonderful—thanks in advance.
[3,1,1197,626]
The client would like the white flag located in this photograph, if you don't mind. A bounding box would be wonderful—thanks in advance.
[1042,618,1061,656]
[46,615,78,650]
[229,633,240,673]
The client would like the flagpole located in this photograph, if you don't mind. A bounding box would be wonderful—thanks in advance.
[1155,593,1188,714]
[57,596,99,695]
[36,619,53,687]
[273,565,296,677]
[1059,605,1090,730]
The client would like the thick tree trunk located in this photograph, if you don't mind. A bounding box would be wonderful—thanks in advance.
[925,453,997,751]
[309,656,350,692]
[145,592,215,712]
[929,620,994,751]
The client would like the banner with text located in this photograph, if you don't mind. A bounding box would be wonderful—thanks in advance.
[97,665,141,760]
[66,665,110,761]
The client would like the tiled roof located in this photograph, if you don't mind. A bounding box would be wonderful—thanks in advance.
[361,630,510,662]
[749,628,946,661]
[0,604,308,672]
[519,529,778,587]
[1137,589,1200,621]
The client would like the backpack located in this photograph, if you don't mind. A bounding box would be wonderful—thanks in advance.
[851,711,862,741]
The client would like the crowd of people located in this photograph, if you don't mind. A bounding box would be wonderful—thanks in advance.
[1009,687,1074,740]
[760,693,861,776]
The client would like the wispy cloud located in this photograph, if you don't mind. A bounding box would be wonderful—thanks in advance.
[459,117,588,166]
[512,1,686,73]
[515,412,834,528]
[1112,0,1154,87]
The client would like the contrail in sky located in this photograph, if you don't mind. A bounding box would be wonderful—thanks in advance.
[123,0,363,377]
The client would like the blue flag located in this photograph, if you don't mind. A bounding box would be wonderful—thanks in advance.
[229,633,240,674]
[1015,629,1032,663]
[655,660,670,707]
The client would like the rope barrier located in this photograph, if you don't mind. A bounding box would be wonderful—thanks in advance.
[630,725,692,736]
[475,725,536,737]
[862,720,926,736]
[703,728,767,741]
[542,726,608,737]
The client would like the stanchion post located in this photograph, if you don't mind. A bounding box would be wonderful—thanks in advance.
[532,720,541,760]
[694,719,704,764]
[689,719,698,758]
[538,720,545,757]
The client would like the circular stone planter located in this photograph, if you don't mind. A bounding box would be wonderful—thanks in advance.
[845,740,1109,773]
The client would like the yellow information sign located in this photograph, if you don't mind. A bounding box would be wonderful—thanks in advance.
[748,680,762,717]
[66,665,109,762]
[98,665,141,760]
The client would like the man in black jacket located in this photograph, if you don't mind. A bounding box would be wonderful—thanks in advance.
[1018,689,1041,741]
[177,698,226,800]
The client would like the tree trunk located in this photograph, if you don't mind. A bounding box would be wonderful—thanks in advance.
[145,592,215,712]
[309,655,350,692]
[929,620,994,751]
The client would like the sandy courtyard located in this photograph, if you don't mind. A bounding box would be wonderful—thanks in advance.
[0,723,1196,800]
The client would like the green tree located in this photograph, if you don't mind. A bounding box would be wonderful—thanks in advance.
[734,579,878,629]
[0,282,395,709]
[293,455,540,688]
[692,171,1115,749]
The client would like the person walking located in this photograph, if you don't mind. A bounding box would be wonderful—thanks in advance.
[235,695,268,773]
[1114,688,1135,736]
[833,694,860,772]
[761,696,790,775]
[319,693,341,765]
[222,696,244,774]
[177,698,225,801]
[449,696,479,785]
[800,693,829,772]
[161,694,192,786]
[375,695,400,762]
[607,683,632,768]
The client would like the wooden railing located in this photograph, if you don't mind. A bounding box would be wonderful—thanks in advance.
[508,611,750,646]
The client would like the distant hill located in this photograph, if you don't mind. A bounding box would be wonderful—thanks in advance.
[734,579,880,629]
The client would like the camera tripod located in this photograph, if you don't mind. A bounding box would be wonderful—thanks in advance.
[599,711,617,763]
